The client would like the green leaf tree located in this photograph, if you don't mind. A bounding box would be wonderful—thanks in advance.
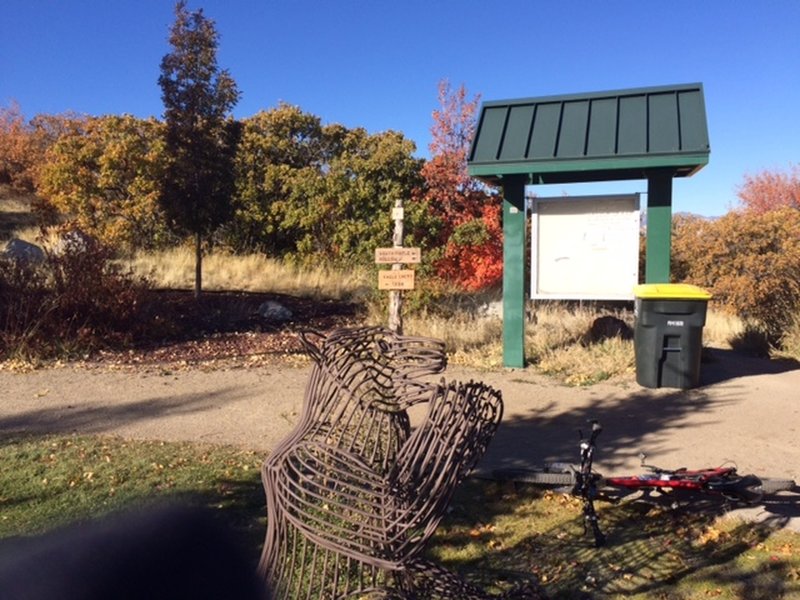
[158,0,240,299]
[228,104,325,254]
[228,104,426,267]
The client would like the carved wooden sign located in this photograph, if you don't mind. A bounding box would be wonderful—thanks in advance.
[374,247,421,264]
[378,269,415,290]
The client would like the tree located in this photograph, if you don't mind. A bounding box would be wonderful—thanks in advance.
[37,115,169,250]
[227,105,426,266]
[0,102,84,194]
[737,164,800,214]
[158,0,240,299]
[421,80,501,291]
[227,104,326,254]
[301,127,424,265]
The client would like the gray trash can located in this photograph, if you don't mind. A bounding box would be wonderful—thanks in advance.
[633,284,712,389]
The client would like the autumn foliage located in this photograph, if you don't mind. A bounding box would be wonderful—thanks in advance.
[0,102,84,195]
[421,81,502,291]
[672,208,800,340]
[0,227,149,360]
[737,163,800,214]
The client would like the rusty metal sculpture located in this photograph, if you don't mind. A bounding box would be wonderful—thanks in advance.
[258,326,540,599]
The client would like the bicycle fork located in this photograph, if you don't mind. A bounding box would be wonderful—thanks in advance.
[576,422,607,548]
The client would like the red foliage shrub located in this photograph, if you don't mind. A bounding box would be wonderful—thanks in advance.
[0,226,150,359]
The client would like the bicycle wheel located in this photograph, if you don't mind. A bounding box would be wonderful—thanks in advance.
[492,467,575,487]
[758,477,796,494]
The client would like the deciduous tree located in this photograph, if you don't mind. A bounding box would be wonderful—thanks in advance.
[737,164,800,214]
[672,209,800,340]
[228,104,325,254]
[228,105,426,266]
[0,102,84,194]
[38,115,168,249]
[421,80,501,291]
[159,0,240,299]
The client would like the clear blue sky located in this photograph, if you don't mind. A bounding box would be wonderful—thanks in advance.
[2,0,799,217]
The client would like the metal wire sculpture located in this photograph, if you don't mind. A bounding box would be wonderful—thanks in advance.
[258,326,542,599]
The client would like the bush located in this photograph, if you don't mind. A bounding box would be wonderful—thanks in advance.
[671,209,800,342]
[0,227,150,360]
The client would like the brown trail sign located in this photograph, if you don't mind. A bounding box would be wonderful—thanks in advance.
[376,199,423,333]
[378,269,415,290]
[374,247,421,264]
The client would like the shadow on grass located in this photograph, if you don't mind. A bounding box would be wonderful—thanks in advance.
[434,480,800,599]
[0,433,267,570]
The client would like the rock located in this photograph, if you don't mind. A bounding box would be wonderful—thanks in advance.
[588,315,633,343]
[257,300,293,323]
[53,229,94,255]
[2,238,45,264]
[480,301,503,318]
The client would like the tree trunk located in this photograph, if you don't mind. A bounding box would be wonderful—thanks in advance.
[194,231,202,301]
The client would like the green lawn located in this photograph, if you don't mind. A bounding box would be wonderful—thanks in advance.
[2,433,799,598]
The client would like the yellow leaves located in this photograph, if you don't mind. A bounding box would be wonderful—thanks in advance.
[467,522,505,550]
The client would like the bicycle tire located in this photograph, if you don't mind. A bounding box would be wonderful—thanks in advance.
[758,477,797,494]
[492,468,575,486]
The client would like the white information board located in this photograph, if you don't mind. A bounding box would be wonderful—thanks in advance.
[531,194,640,300]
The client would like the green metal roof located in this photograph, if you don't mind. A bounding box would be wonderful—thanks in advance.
[468,83,710,185]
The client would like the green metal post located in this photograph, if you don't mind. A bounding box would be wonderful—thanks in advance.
[646,171,673,283]
[501,175,526,368]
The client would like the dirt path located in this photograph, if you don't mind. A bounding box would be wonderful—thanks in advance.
[2,349,799,529]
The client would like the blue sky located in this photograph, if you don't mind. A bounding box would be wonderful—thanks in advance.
[2,1,799,217]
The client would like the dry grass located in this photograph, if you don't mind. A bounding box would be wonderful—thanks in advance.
[397,301,637,383]
[704,307,746,348]
[527,303,635,384]
[124,247,371,301]
[403,312,506,368]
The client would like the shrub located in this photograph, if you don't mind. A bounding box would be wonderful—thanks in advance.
[0,227,150,360]
[671,208,800,342]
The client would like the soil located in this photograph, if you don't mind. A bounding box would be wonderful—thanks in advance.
[89,289,364,368]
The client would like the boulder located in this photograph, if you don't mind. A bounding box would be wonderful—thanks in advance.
[588,315,633,343]
[2,238,45,265]
[257,300,293,323]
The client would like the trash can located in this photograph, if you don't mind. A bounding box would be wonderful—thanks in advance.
[633,283,712,389]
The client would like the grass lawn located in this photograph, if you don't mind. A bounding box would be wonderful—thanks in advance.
[2,434,799,598]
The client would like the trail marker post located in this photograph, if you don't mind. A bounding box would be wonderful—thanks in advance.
[375,199,420,334]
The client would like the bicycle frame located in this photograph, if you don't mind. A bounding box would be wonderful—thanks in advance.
[494,420,795,547]
[605,465,738,492]
[571,422,771,547]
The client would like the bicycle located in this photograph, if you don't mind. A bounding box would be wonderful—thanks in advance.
[493,421,797,548]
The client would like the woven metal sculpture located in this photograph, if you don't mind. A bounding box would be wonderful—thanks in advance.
[258,326,541,599]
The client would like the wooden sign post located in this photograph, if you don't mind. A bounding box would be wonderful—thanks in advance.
[375,199,421,334]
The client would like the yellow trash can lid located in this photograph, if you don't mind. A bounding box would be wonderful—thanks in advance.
[633,283,712,300]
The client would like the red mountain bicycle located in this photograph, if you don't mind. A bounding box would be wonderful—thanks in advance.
[494,421,797,547]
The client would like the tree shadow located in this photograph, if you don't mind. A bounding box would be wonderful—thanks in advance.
[436,479,800,599]
[0,210,39,242]
[475,384,735,475]
[0,386,250,440]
